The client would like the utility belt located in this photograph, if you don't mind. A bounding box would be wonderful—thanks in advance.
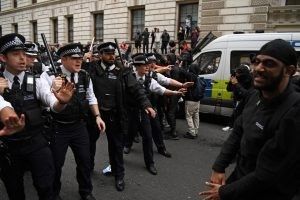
[54,118,85,125]
[4,131,39,148]
[100,105,117,111]
[1,132,47,156]
[53,119,86,129]
[3,125,43,143]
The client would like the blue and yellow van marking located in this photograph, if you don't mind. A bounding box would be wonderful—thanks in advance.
[203,78,232,100]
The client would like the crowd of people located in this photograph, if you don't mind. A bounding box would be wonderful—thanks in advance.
[0,32,202,200]
[0,30,300,200]
[132,26,201,55]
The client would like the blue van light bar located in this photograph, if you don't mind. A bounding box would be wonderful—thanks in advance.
[290,41,300,48]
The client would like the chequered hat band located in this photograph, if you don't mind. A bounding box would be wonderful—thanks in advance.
[147,55,156,60]
[134,61,146,64]
[60,47,82,57]
[0,36,24,53]
[27,47,38,53]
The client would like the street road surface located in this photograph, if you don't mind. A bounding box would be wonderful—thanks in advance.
[0,118,231,200]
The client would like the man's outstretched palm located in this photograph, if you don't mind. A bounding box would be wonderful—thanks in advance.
[53,82,75,104]
[0,114,25,136]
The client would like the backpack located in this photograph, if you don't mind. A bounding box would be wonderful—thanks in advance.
[191,76,207,101]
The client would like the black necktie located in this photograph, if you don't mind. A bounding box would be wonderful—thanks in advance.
[70,73,75,83]
[138,77,144,84]
[12,76,20,90]
[105,65,110,73]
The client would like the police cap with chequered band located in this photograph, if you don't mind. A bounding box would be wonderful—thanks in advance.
[25,42,39,56]
[132,54,149,66]
[145,53,157,63]
[57,43,84,58]
[0,33,26,54]
[97,42,117,54]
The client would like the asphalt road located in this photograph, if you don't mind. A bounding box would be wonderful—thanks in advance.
[0,118,231,200]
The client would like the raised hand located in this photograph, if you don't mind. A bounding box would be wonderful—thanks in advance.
[0,113,25,136]
[182,81,194,88]
[53,82,75,104]
[0,78,9,94]
[177,88,187,95]
[51,76,64,92]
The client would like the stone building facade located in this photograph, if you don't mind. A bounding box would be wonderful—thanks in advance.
[0,0,299,44]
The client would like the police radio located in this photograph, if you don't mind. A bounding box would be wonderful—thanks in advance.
[26,74,34,92]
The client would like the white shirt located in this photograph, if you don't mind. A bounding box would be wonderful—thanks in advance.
[0,95,13,111]
[40,65,98,105]
[3,69,60,112]
[101,62,116,71]
[135,72,166,96]
[151,72,171,86]
[155,32,161,43]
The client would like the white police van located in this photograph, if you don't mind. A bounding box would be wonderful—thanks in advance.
[192,32,300,117]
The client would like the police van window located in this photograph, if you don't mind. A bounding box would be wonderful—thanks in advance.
[230,51,257,72]
[194,51,221,75]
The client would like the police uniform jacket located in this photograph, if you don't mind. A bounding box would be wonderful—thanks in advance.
[41,65,97,123]
[88,61,152,129]
[212,84,300,200]
[126,71,166,109]
[1,70,62,153]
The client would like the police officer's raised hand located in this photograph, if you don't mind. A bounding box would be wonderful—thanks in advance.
[83,52,92,62]
[0,107,25,136]
[0,77,9,94]
[145,107,156,118]
[182,82,194,88]
[53,82,75,104]
[96,116,106,133]
[177,88,187,96]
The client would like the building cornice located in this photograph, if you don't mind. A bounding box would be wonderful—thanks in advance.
[0,0,75,16]
[269,5,300,12]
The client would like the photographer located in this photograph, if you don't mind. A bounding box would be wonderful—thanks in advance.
[222,64,254,131]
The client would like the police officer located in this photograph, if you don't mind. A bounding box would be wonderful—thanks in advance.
[24,42,48,75]
[42,43,105,200]
[128,54,186,174]
[88,42,155,191]
[146,53,193,153]
[0,33,74,200]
